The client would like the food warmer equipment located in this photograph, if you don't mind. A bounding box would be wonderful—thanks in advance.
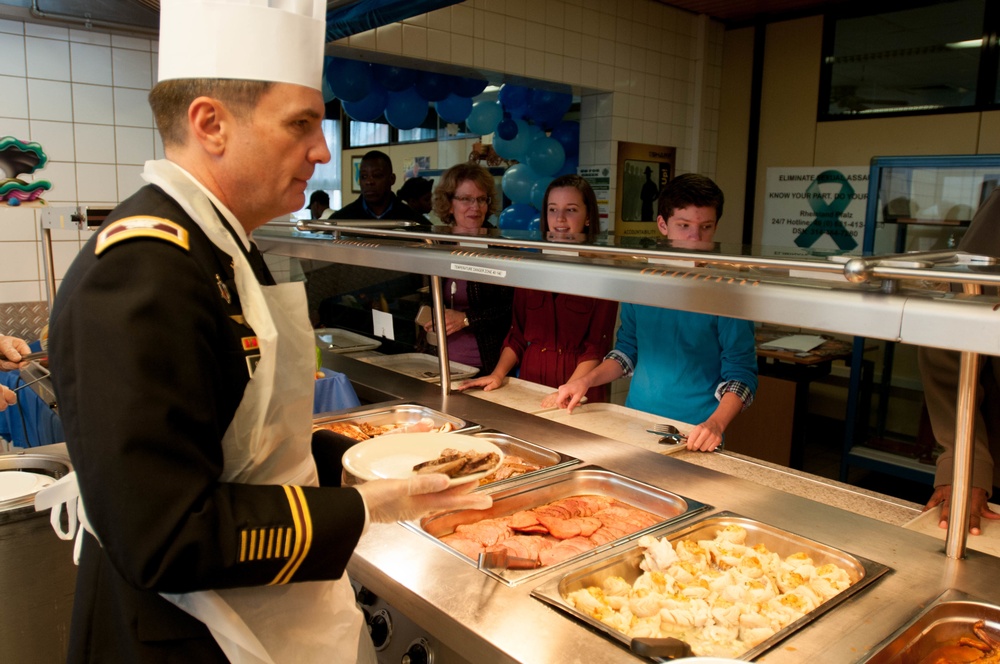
[257,221,1000,663]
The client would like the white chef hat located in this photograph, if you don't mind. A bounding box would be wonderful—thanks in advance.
[158,0,327,91]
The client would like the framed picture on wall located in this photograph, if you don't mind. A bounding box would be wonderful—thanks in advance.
[351,156,362,193]
[614,141,675,240]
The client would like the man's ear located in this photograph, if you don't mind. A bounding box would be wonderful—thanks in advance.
[187,97,228,156]
[389,172,397,187]
[656,215,669,236]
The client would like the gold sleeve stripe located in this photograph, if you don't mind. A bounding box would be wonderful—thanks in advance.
[257,529,265,560]
[240,530,248,563]
[283,486,313,579]
[283,527,292,558]
[265,529,275,559]
[271,485,312,585]
[249,530,258,561]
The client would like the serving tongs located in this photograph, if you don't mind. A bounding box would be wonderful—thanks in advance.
[629,636,693,660]
[477,550,541,570]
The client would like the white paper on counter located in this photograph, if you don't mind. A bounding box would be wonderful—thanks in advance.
[371,309,394,340]
[759,334,825,352]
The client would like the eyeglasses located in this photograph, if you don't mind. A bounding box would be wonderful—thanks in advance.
[452,195,491,207]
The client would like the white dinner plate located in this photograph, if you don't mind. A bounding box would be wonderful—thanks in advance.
[0,470,54,501]
[342,432,503,487]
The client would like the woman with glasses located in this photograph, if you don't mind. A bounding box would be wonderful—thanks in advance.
[458,176,619,403]
[423,163,513,375]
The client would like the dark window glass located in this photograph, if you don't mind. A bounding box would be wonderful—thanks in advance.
[824,0,986,117]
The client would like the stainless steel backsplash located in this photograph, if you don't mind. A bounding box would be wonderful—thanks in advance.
[0,301,50,342]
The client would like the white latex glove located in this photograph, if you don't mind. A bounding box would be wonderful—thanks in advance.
[355,473,492,523]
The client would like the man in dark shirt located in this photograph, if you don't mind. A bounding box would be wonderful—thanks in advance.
[332,150,428,225]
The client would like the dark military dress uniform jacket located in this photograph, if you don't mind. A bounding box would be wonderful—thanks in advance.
[50,184,365,662]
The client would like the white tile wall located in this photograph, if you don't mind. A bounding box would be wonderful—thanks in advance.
[0,31,25,76]
[71,43,113,85]
[0,18,157,304]
[0,0,720,312]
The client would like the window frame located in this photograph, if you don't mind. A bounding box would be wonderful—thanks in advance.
[817,0,1000,122]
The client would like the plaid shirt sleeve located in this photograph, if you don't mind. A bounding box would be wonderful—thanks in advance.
[605,349,634,377]
[715,380,755,410]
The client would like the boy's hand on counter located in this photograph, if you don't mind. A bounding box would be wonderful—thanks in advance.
[549,379,587,414]
[684,421,724,452]
[924,485,1000,535]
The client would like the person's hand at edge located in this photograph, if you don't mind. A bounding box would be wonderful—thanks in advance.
[0,335,30,371]
[684,420,724,452]
[422,309,468,336]
[550,379,588,414]
[924,485,1000,535]
[0,384,15,412]
[457,374,504,392]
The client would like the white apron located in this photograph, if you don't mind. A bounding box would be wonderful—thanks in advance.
[37,160,374,664]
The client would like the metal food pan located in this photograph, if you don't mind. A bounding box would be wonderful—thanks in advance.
[313,403,476,438]
[404,466,709,586]
[860,589,1000,663]
[531,511,890,661]
[467,430,581,490]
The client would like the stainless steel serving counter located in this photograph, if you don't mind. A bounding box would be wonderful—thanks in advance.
[332,354,999,663]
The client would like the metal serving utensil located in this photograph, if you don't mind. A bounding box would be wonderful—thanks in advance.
[477,550,541,570]
[629,636,693,659]
[646,423,688,443]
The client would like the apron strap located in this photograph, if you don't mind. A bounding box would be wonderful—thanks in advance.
[161,591,276,664]
[34,471,96,564]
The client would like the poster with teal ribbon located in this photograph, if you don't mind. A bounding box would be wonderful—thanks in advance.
[762,167,870,255]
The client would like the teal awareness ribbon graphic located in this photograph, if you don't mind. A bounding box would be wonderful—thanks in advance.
[793,170,858,251]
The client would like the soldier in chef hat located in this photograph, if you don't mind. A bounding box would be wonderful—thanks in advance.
[40,1,491,662]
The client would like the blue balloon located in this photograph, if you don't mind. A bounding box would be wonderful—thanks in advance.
[498,203,537,230]
[528,89,573,127]
[524,123,545,145]
[550,120,580,158]
[466,100,503,135]
[493,119,532,161]
[326,57,371,103]
[435,93,472,124]
[453,77,489,98]
[342,81,387,122]
[415,72,451,102]
[371,63,416,91]
[530,178,553,210]
[527,215,541,233]
[321,76,336,104]
[526,137,566,177]
[495,117,517,140]
[557,155,579,177]
[501,163,538,205]
[498,84,530,110]
[385,87,428,130]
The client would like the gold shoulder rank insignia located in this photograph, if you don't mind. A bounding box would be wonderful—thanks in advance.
[95,216,190,256]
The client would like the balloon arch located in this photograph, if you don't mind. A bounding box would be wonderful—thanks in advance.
[325,57,581,230]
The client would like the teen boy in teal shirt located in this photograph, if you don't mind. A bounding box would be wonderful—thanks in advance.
[551,174,757,452]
